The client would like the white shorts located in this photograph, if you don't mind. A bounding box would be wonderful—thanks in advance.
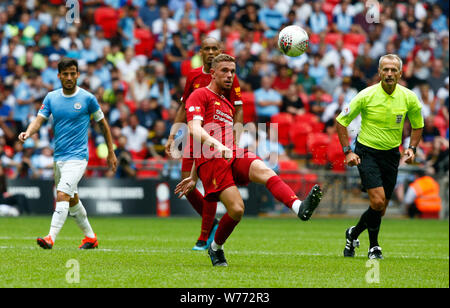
[54,160,88,198]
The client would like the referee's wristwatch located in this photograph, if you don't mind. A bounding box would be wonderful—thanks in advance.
[342,146,352,155]
[408,146,417,154]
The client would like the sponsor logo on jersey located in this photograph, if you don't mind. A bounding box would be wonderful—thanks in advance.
[215,101,221,106]
[194,84,200,89]
[188,106,195,112]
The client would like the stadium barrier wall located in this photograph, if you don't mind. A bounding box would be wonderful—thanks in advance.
[6,178,263,216]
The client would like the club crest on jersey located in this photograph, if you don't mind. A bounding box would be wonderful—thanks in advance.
[396,114,403,124]
[194,84,200,89]
[74,102,82,110]
[215,101,221,106]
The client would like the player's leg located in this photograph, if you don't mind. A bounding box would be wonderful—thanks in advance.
[37,161,69,249]
[365,187,386,259]
[209,185,244,267]
[182,158,218,249]
[69,193,98,249]
[245,158,322,220]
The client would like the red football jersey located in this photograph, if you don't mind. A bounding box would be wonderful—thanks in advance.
[185,87,236,167]
[181,66,242,106]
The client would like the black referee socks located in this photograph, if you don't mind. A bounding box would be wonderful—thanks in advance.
[351,207,382,248]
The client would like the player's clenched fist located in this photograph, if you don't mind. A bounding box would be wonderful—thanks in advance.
[345,152,361,167]
[18,132,29,143]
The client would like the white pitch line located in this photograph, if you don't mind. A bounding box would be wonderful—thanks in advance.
[0,246,448,261]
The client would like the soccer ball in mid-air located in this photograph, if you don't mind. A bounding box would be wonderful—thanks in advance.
[278,25,309,57]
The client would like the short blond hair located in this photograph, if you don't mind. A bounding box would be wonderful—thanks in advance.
[379,54,403,71]
[211,54,236,69]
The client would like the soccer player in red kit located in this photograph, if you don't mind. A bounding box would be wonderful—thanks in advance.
[175,54,323,267]
[165,37,243,251]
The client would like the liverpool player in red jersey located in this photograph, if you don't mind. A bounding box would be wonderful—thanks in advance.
[166,37,243,251]
[175,54,323,267]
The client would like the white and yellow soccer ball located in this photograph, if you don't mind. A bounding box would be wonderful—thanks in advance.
[278,25,309,57]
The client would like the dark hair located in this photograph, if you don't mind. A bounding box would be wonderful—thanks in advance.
[58,57,78,73]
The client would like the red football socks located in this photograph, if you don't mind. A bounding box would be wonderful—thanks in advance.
[265,175,298,208]
[214,213,240,245]
[199,201,217,242]
[186,188,204,216]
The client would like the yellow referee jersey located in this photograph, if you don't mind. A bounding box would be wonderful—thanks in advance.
[336,82,424,150]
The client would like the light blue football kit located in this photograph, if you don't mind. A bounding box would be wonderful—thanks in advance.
[38,86,104,161]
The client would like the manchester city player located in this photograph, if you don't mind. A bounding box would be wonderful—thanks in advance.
[19,58,117,249]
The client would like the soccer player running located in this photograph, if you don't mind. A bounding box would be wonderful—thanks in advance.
[165,37,243,251]
[18,58,117,249]
[336,54,424,259]
[175,54,322,266]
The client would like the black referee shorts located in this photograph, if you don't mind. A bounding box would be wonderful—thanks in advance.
[354,141,401,200]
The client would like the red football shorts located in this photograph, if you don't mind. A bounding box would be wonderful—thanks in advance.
[197,150,261,202]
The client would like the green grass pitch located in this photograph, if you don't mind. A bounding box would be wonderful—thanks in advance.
[0,216,448,288]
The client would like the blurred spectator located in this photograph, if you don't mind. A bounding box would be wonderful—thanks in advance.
[404,170,442,218]
[149,62,172,110]
[167,32,188,76]
[152,5,179,36]
[259,0,286,38]
[59,26,83,51]
[116,48,140,83]
[333,0,354,33]
[272,64,293,96]
[321,64,342,97]
[138,0,160,29]
[90,27,110,59]
[31,146,53,179]
[309,53,327,85]
[308,1,328,34]
[254,75,282,124]
[121,113,149,159]
[332,76,357,105]
[147,119,168,158]
[427,59,447,95]
[110,134,137,178]
[129,68,151,105]
[136,98,160,130]
[295,62,316,95]
[173,0,197,26]
[309,86,331,118]
[118,5,137,49]
[281,83,305,116]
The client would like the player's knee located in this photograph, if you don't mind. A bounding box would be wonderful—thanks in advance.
[370,196,386,211]
[228,201,244,221]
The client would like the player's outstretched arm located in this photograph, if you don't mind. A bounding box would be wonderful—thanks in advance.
[97,118,117,173]
[18,115,46,143]
[174,161,197,198]
[165,101,187,158]
[188,119,232,161]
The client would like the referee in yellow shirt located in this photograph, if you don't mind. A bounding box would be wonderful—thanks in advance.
[336,54,424,259]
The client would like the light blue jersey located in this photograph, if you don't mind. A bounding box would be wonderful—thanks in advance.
[38,87,103,161]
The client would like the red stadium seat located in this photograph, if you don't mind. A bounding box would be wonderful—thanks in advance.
[434,115,448,137]
[324,33,343,46]
[327,133,346,172]
[307,132,330,166]
[279,159,303,194]
[294,112,318,125]
[309,33,321,45]
[94,7,119,39]
[134,28,154,56]
[343,33,367,46]
[298,173,319,199]
[241,91,256,123]
[271,113,294,146]
[290,122,312,156]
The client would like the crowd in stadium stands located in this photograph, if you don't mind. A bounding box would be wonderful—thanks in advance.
[0,0,448,182]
